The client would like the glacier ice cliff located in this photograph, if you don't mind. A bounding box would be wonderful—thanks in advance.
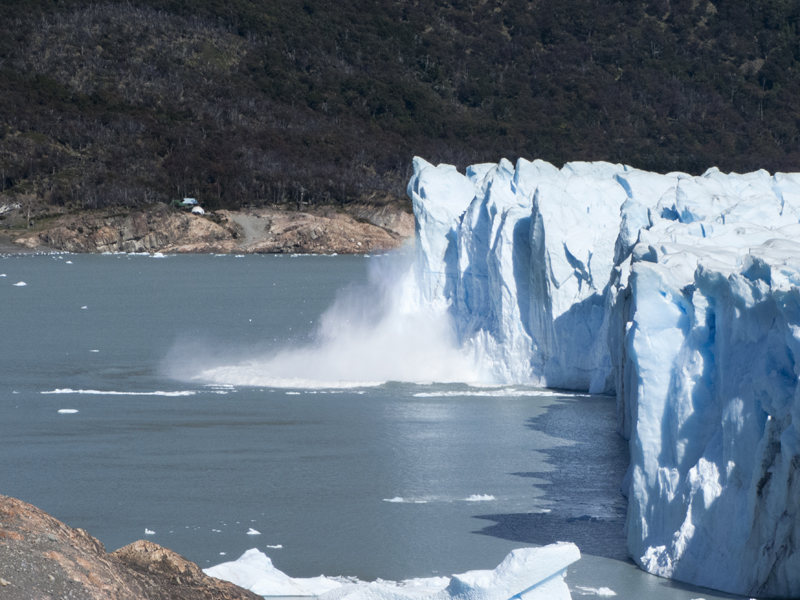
[408,157,800,597]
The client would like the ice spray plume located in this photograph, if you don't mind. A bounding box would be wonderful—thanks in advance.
[186,249,490,389]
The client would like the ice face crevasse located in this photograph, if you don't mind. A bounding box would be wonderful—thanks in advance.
[407,157,800,597]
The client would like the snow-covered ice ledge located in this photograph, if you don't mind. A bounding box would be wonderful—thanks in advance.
[408,157,800,596]
[205,543,580,600]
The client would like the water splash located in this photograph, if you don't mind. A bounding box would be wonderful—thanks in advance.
[178,251,488,389]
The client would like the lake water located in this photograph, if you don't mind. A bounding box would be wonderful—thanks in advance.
[0,253,743,599]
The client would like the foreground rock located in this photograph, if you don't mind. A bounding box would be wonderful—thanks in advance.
[0,494,260,600]
[8,202,413,254]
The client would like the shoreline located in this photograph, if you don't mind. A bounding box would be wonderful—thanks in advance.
[0,203,414,256]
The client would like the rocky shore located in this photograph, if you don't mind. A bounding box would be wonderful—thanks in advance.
[0,494,260,600]
[2,203,414,255]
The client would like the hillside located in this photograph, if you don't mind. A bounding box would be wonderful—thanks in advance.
[1,0,800,224]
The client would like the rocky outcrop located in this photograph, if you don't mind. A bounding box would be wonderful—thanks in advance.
[0,494,260,600]
[10,203,413,254]
[219,205,413,254]
[13,204,238,254]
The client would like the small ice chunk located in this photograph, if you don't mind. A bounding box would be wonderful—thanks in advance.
[266,544,283,549]
[81,306,88,309]
[65,261,73,264]
[145,529,155,535]
[58,409,78,414]
[12,281,26,286]
[383,497,406,503]
[574,586,617,596]
[90,350,99,353]
[220,552,227,555]
[247,528,261,535]
[464,494,495,502]
[0,274,5,276]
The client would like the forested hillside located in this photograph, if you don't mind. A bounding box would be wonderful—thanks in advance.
[1,0,800,215]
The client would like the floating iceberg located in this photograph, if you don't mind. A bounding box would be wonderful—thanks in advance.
[205,543,579,599]
[408,157,800,597]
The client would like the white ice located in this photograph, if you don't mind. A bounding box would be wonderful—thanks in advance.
[205,544,580,599]
[41,389,195,396]
[572,587,616,597]
[57,409,78,414]
[12,281,26,286]
[408,158,800,596]
[463,495,495,502]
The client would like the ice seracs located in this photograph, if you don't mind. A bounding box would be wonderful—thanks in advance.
[205,543,580,600]
[408,157,800,596]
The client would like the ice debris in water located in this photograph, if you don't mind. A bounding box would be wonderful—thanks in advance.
[204,543,579,599]
[408,157,800,596]
[463,494,495,502]
[57,409,78,414]
[573,586,617,597]
[12,281,26,286]
[382,497,426,504]
[246,528,260,535]
[145,529,155,535]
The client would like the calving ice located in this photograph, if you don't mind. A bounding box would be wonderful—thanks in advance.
[408,157,800,597]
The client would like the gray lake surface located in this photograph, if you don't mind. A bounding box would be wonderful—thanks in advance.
[0,253,744,599]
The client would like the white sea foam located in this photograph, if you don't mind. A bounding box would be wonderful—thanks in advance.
[57,409,78,414]
[463,494,495,502]
[382,497,427,504]
[42,389,196,396]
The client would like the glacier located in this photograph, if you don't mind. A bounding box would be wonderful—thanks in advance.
[205,543,580,600]
[407,157,800,597]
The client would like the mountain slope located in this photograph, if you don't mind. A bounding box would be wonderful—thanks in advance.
[1,0,799,220]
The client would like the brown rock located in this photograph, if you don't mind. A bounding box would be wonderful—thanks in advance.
[11,201,414,255]
[0,494,260,600]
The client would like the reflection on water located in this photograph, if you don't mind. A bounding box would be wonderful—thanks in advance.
[0,254,748,599]
[474,395,629,560]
